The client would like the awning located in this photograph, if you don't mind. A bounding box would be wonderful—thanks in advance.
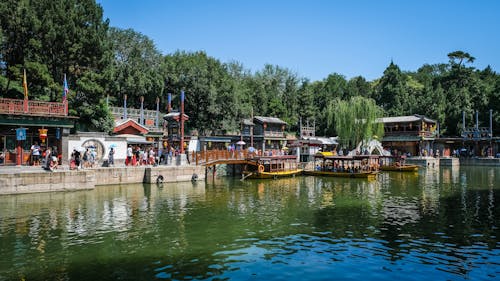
[127,138,153,145]
[0,115,76,128]
[199,137,232,143]
[382,136,422,142]
[114,134,154,145]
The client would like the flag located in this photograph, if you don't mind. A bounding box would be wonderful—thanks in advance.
[167,93,172,112]
[181,90,185,103]
[62,74,69,103]
[23,69,28,100]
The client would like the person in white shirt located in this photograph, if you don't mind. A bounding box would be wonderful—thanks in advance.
[31,142,41,166]
[126,145,133,166]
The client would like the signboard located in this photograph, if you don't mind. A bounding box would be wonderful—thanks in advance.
[16,128,26,141]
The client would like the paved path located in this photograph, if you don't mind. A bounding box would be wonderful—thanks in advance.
[0,165,71,174]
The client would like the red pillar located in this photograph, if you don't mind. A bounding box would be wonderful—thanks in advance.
[16,141,22,166]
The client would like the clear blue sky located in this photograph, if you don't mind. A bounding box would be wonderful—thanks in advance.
[97,0,500,82]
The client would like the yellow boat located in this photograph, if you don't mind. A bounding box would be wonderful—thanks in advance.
[305,154,380,180]
[379,156,419,172]
[243,168,303,179]
[242,155,302,179]
[380,164,419,172]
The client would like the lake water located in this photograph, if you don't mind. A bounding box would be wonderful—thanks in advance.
[0,166,499,280]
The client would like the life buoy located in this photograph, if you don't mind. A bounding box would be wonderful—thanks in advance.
[258,164,265,173]
[156,175,164,184]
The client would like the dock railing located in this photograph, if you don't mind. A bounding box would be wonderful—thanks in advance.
[191,149,254,165]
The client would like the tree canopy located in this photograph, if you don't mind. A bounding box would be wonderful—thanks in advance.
[326,96,384,148]
[1,1,499,136]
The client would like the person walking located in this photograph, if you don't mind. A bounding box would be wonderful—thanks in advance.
[126,145,133,166]
[31,142,41,166]
[108,147,115,167]
[44,147,52,171]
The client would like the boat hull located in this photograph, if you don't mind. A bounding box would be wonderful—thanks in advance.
[243,169,303,179]
[303,170,378,179]
[380,165,419,172]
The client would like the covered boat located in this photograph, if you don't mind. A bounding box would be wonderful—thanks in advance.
[379,155,419,172]
[304,153,379,179]
[242,155,303,179]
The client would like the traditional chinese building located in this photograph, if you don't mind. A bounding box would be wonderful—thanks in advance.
[241,116,290,153]
[163,111,190,152]
[435,110,498,157]
[378,114,438,156]
[0,97,75,165]
[109,96,165,147]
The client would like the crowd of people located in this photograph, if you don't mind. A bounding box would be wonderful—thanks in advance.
[69,147,99,170]
[28,142,60,171]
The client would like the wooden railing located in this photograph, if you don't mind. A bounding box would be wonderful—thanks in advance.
[384,130,437,138]
[190,149,254,165]
[264,130,284,137]
[0,98,67,116]
[189,149,296,166]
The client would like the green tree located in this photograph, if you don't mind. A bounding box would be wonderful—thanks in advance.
[163,51,242,135]
[296,79,316,127]
[447,50,475,69]
[0,0,113,131]
[346,76,372,99]
[373,62,412,116]
[107,27,164,108]
[326,96,384,149]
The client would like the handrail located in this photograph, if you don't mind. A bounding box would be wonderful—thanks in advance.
[0,98,67,116]
[191,149,295,166]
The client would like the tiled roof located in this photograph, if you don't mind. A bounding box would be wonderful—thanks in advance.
[254,116,287,125]
[377,114,436,124]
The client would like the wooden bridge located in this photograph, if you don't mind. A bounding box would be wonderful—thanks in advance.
[190,149,260,167]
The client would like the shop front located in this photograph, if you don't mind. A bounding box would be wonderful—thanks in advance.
[0,98,75,166]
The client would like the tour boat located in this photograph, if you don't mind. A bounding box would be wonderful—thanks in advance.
[242,155,303,179]
[304,153,379,179]
[379,155,419,172]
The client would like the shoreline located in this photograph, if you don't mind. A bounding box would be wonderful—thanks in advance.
[1,156,499,195]
[0,164,205,195]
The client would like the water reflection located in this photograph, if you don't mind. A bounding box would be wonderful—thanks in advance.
[0,168,499,280]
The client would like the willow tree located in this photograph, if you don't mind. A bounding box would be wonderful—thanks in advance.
[326,96,384,149]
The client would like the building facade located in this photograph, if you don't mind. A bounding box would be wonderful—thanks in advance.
[0,97,75,165]
[379,114,438,157]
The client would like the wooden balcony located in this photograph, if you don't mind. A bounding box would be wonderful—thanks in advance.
[264,130,284,138]
[384,130,437,138]
[0,98,68,117]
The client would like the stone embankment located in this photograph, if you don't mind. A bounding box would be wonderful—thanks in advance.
[0,165,205,195]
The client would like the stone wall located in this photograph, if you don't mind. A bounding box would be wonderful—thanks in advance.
[0,165,206,195]
[0,170,94,194]
[440,157,460,166]
[460,157,500,166]
[144,165,205,184]
[406,157,440,168]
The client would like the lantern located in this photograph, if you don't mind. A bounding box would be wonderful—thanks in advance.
[39,128,48,143]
